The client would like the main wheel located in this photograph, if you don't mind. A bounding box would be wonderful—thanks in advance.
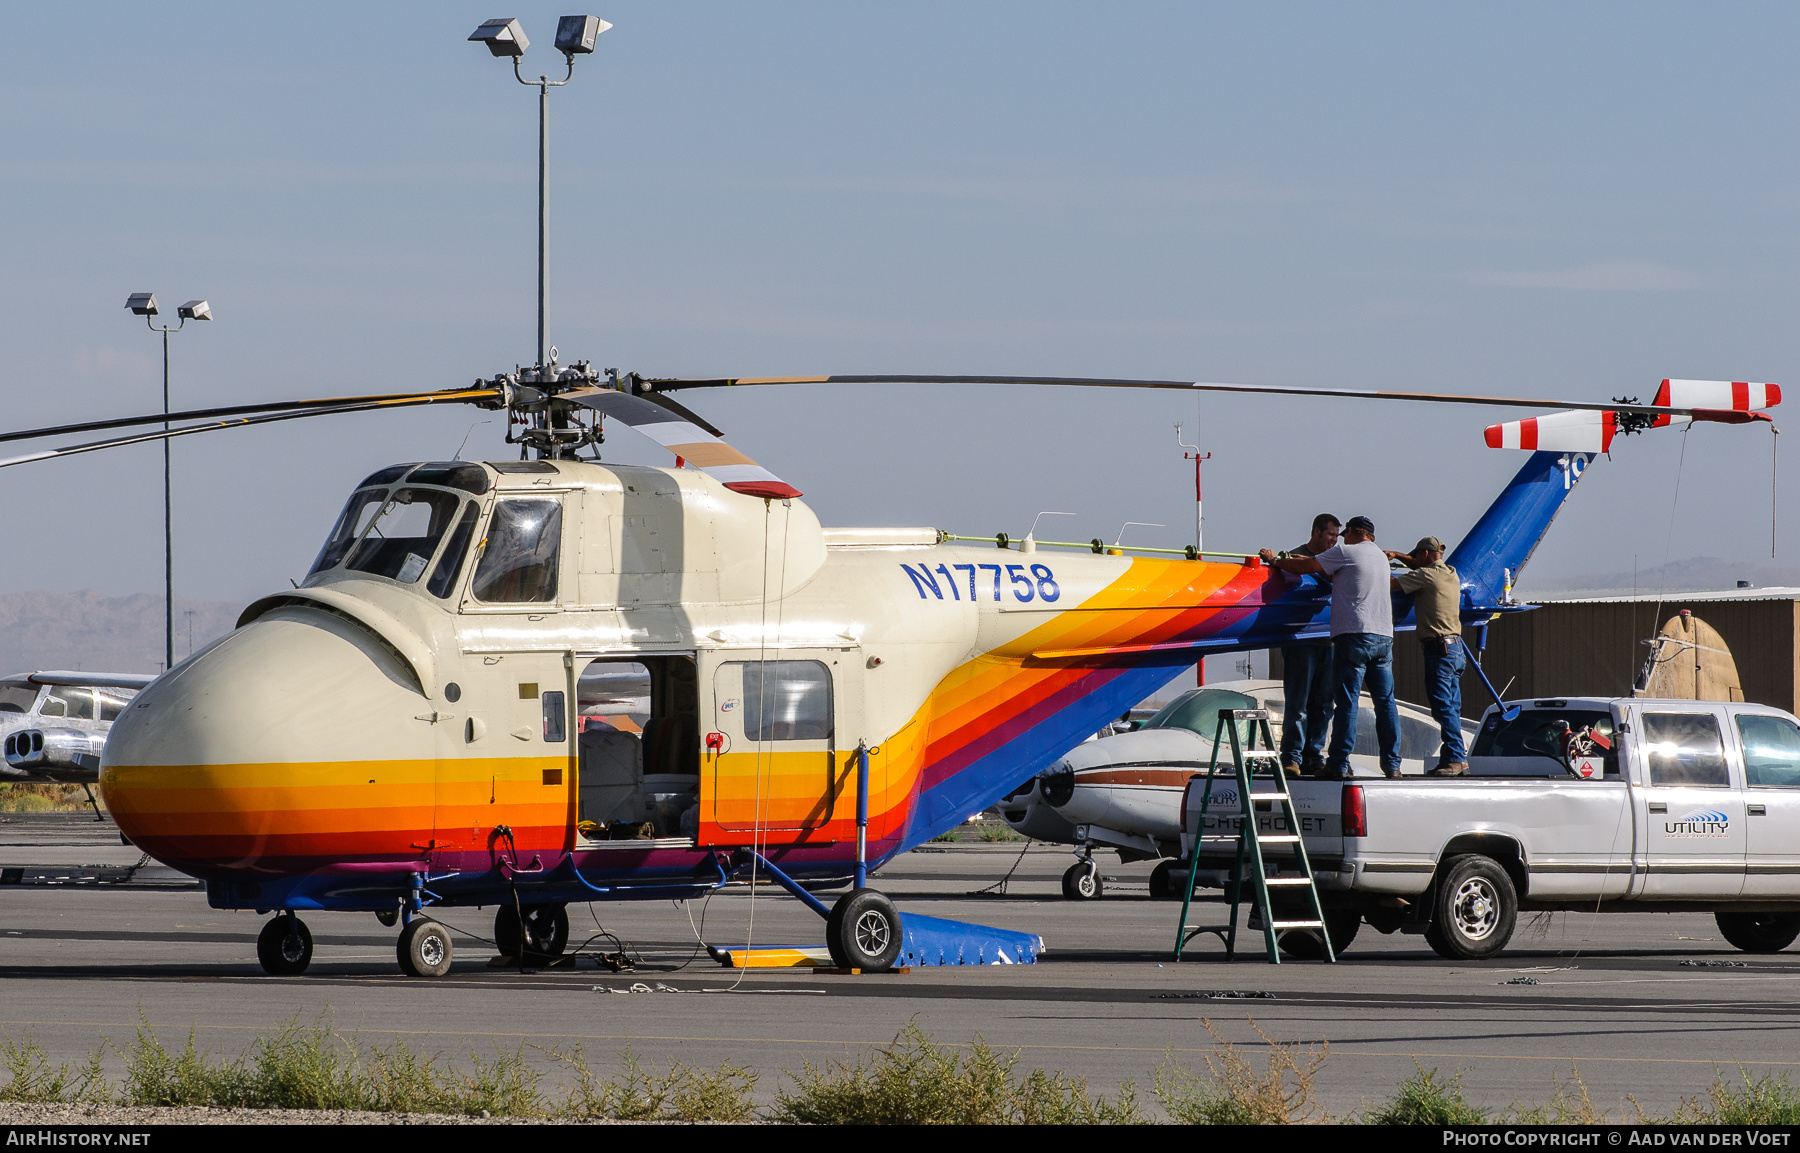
[397,917,454,978]
[825,888,903,971]
[1424,855,1517,960]
[1148,860,1183,900]
[256,914,313,976]
[1061,862,1103,900]
[1715,912,1800,954]
[1280,908,1361,960]
[494,903,569,959]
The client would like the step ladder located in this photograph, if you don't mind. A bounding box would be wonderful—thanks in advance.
[1172,708,1335,964]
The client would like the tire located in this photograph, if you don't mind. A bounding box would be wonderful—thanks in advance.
[1280,908,1361,960]
[375,907,399,928]
[256,914,312,976]
[1148,860,1182,900]
[494,903,570,959]
[397,917,454,978]
[825,888,903,971]
[1061,863,1104,900]
[1715,912,1800,954]
[1424,855,1517,960]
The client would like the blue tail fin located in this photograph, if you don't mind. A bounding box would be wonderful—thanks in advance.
[1448,451,1595,608]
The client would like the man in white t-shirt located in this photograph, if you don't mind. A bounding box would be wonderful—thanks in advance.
[1259,515,1401,778]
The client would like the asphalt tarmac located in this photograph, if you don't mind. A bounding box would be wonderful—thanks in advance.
[4,813,1799,1119]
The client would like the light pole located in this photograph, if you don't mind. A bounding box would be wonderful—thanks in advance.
[469,15,609,370]
[124,292,211,672]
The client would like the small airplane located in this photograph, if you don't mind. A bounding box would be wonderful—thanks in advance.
[998,678,1480,900]
[0,671,157,816]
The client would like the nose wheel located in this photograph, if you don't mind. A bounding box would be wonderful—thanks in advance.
[256,913,313,976]
[1061,858,1103,900]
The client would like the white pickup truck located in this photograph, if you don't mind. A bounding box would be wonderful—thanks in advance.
[1179,696,1800,961]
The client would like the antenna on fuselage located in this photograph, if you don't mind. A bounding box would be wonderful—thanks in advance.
[1176,423,1209,553]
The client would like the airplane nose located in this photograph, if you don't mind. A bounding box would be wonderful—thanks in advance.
[101,604,436,877]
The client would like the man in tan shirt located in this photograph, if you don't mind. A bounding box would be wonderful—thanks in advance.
[1388,536,1467,776]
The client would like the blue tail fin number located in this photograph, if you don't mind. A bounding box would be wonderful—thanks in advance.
[1450,450,1595,611]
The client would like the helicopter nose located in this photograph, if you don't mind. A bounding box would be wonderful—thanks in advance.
[101,604,438,877]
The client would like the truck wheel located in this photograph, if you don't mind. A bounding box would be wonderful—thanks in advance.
[1424,855,1517,960]
[1148,860,1182,900]
[1062,862,1103,900]
[1280,909,1361,960]
[826,888,903,970]
[1715,912,1800,954]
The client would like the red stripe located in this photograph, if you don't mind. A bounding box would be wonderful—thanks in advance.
[1733,381,1749,410]
[1520,418,1537,450]
[1484,425,1502,448]
[1653,379,1671,407]
[1600,411,1616,454]
[1770,384,1783,408]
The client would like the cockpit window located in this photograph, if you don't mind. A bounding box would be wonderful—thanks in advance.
[359,464,417,488]
[345,488,465,584]
[1142,688,1260,742]
[427,502,481,599]
[309,487,390,576]
[0,684,38,714]
[407,462,491,495]
[471,499,562,603]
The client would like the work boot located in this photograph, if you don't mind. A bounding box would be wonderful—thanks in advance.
[1281,763,1303,780]
[1428,761,1469,777]
[1313,764,1351,781]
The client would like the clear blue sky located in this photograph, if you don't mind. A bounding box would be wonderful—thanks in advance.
[3,3,1796,604]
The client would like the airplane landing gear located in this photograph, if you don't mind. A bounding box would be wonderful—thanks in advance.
[256,912,313,976]
[397,917,454,977]
[1061,859,1103,900]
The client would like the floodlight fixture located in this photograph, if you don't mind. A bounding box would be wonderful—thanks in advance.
[177,300,211,322]
[470,18,528,57]
[554,15,609,56]
[125,292,159,317]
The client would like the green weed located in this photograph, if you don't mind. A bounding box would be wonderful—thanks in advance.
[1366,1063,1486,1125]
[770,1021,1142,1125]
[1673,1066,1800,1125]
[0,1035,107,1104]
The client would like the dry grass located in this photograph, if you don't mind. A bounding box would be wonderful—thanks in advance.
[1153,1018,1329,1124]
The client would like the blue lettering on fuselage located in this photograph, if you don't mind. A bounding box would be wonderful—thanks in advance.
[902,563,1059,602]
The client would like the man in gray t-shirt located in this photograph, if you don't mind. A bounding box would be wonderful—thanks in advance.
[1259,515,1402,778]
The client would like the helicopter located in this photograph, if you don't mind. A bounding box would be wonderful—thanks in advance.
[0,361,1775,977]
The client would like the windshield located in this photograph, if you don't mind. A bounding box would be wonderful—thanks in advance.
[309,487,390,576]
[0,683,38,714]
[471,499,563,603]
[344,488,465,584]
[1142,689,1260,743]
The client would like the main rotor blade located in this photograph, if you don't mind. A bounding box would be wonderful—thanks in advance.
[558,386,800,499]
[0,391,501,471]
[0,386,502,446]
[639,374,1766,419]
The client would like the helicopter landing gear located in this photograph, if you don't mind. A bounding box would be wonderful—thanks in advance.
[494,903,569,960]
[1061,858,1103,900]
[826,888,903,971]
[256,912,313,976]
[397,917,454,978]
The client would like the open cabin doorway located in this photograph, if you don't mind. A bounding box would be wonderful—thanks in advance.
[575,654,700,843]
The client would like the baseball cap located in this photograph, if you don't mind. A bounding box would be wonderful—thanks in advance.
[1345,515,1375,534]
[1413,536,1446,553]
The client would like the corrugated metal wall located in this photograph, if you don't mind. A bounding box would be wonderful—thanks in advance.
[1388,598,1800,717]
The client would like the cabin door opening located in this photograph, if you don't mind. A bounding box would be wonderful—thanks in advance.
[575,654,700,842]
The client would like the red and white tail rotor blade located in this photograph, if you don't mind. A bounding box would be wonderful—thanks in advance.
[1483,379,1780,452]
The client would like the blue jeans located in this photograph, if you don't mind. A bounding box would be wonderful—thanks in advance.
[1328,632,1401,776]
[1422,636,1468,764]
[1279,643,1334,768]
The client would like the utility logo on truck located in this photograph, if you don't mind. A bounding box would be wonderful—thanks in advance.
[1665,809,1731,838]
